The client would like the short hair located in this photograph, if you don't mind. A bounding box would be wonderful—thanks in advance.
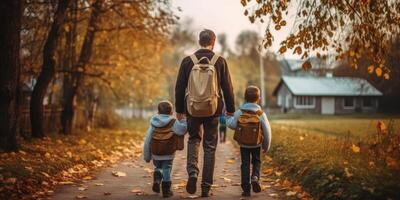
[199,29,216,47]
[158,101,173,115]
[244,86,260,103]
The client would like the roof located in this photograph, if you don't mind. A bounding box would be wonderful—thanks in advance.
[279,56,339,73]
[273,76,383,96]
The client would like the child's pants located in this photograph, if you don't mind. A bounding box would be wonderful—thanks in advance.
[153,159,173,182]
[240,147,261,191]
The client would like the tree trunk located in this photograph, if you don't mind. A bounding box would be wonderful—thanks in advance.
[30,0,71,138]
[61,0,102,134]
[0,0,21,152]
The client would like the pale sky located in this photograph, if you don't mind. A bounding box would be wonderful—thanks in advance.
[171,0,298,58]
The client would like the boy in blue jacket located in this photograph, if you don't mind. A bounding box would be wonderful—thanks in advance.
[227,86,272,197]
[143,101,187,198]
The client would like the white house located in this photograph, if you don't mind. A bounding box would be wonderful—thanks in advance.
[273,76,383,114]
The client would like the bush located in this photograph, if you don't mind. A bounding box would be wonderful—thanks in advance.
[96,108,121,128]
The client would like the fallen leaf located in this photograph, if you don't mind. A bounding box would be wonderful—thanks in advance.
[112,171,127,177]
[76,195,87,199]
[344,167,353,178]
[351,144,360,153]
[286,191,297,196]
[78,187,88,191]
[5,178,17,184]
[225,159,235,164]
[95,183,104,186]
[104,192,111,195]
[268,193,279,197]
[45,153,51,158]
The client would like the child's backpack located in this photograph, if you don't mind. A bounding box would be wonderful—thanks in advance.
[234,109,264,146]
[186,54,220,117]
[150,119,184,155]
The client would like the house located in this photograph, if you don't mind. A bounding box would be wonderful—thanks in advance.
[273,76,383,114]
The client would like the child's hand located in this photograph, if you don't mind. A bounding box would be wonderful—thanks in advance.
[262,149,268,154]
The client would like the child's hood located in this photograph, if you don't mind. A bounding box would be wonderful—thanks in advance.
[240,102,262,112]
[150,114,174,128]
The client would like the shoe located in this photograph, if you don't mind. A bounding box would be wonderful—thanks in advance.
[162,181,173,198]
[251,181,261,193]
[201,188,212,197]
[186,175,197,194]
[152,171,162,193]
[241,191,251,197]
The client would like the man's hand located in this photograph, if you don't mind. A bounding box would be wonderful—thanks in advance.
[176,113,186,120]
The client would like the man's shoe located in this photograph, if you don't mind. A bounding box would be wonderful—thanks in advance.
[162,181,173,198]
[251,181,262,193]
[241,191,251,197]
[201,188,212,197]
[186,175,197,194]
[152,171,162,193]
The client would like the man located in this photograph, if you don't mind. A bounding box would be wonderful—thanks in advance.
[175,29,235,197]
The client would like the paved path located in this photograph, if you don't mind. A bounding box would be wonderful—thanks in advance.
[53,141,282,200]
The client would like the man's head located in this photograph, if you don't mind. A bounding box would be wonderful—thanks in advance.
[244,86,261,103]
[158,100,173,115]
[199,29,216,49]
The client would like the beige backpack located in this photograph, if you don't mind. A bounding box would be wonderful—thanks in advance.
[186,54,220,117]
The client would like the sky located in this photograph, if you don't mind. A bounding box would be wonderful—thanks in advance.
[171,0,297,58]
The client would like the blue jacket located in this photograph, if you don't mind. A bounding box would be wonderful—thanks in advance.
[143,114,187,161]
[226,103,272,151]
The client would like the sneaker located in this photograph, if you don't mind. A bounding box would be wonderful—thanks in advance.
[162,181,173,198]
[152,171,162,193]
[186,174,197,194]
[251,181,262,193]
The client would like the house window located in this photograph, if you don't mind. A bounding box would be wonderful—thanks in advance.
[343,97,355,109]
[363,97,374,107]
[294,96,315,109]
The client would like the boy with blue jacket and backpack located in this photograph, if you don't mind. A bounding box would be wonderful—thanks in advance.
[227,86,272,197]
[143,101,187,198]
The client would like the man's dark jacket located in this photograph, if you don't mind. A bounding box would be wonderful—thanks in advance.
[175,49,235,116]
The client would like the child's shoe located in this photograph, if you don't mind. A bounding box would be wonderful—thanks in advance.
[162,181,173,198]
[152,171,162,193]
[251,176,262,193]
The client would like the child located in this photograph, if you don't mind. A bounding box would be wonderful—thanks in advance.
[219,114,227,143]
[143,100,187,198]
[227,86,272,197]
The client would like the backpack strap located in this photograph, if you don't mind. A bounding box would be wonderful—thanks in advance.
[190,54,199,64]
[210,54,220,66]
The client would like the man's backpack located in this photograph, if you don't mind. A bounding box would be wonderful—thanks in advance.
[186,54,220,117]
[233,109,264,146]
[150,119,184,155]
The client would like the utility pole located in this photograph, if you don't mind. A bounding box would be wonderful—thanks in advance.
[259,48,266,108]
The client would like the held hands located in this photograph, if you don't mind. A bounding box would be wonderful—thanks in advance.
[176,113,186,120]
[262,149,268,154]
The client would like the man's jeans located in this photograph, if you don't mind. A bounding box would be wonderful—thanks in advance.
[186,116,219,189]
[240,147,261,191]
[153,159,173,182]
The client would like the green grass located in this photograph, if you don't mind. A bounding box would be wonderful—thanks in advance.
[265,115,400,200]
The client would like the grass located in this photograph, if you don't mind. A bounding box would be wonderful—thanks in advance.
[0,119,148,200]
[266,115,400,199]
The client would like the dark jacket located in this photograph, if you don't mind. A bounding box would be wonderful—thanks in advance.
[175,49,235,116]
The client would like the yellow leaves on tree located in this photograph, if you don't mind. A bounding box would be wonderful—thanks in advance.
[302,61,312,71]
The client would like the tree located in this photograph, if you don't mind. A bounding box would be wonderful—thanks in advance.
[241,0,400,77]
[0,0,21,152]
[30,0,71,138]
[235,30,260,58]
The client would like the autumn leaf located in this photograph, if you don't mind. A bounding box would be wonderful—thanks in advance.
[383,73,390,80]
[76,195,87,199]
[367,65,374,74]
[351,144,360,153]
[302,61,312,71]
[278,46,287,54]
[275,24,281,30]
[111,171,127,177]
[226,159,235,164]
[344,167,353,178]
[375,67,383,77]
[286,191,297,196]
